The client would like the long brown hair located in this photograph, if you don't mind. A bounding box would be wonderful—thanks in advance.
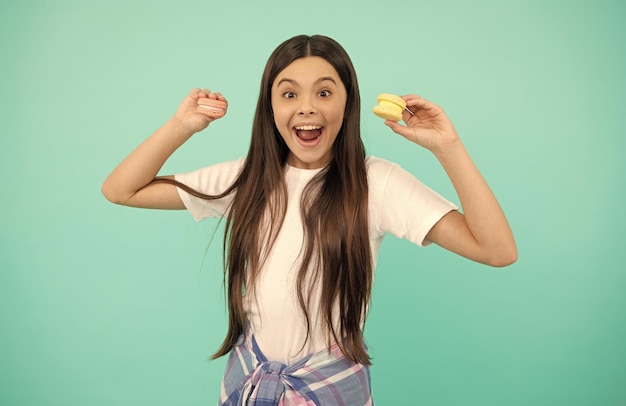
[156,35,372,365]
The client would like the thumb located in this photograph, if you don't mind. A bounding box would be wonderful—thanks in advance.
[385,120,415,142]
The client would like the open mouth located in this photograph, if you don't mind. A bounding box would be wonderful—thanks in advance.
[294,125,323,144]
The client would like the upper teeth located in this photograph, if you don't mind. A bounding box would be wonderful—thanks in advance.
[295,125,321,130]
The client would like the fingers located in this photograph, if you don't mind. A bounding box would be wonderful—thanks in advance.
[384,119,415,142]
[401,94,437,114]
[189,88,228,104]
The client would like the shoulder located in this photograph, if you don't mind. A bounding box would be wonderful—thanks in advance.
[174,157,246,194]
[366,155,398,173]
[176,157,245,178]
[173,157,246,221]
[365,156,399,232]
[365,156,458,246]
[365,154,455,213]
[365,155,400,184]
[199,157,246,173]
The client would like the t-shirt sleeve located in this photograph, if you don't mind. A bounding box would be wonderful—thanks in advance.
[369,157,458,247]
[174,158,245,222]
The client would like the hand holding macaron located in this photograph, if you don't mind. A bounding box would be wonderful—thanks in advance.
[173,88,228,135]
[374,93,459,153]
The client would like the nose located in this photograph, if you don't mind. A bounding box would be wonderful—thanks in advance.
[298,96,316,115]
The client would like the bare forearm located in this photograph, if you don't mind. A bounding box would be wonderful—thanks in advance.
[102,118,192,204]
[434,140,517,263]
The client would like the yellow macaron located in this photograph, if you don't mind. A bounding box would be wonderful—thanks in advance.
[372,93,407,121]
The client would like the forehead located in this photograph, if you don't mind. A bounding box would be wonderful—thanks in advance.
[273,56,342,87]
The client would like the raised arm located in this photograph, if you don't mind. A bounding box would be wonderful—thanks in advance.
[385,95,517,267]
[101,89,227,209]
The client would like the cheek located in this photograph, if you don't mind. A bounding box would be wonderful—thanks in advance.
[274,110,290,131]
[271,102,289,126]
[331,110,345,127]
[330,99,347,124]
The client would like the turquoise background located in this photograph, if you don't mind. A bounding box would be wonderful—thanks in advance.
[1,0,625,404]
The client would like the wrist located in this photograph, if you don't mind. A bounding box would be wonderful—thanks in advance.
[432,138,466,162]
[166,116,197,141]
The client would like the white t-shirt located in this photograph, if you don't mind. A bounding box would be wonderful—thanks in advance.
[175,156,457,364]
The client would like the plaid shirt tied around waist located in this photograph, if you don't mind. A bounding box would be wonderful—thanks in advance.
[219,333,373,405]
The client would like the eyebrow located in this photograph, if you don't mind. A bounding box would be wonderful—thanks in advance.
[276,76,337,87]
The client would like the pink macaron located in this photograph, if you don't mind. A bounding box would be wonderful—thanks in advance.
[197,98,227,118]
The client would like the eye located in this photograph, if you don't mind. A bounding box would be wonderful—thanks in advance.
[282,91,296,99]
[319,89,331,97]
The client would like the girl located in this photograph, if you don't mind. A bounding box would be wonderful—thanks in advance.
[102,34,516,405]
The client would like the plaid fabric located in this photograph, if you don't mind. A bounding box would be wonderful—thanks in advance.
[219,333,373,405]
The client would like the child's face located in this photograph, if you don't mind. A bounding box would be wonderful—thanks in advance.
[271,56,347,169]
